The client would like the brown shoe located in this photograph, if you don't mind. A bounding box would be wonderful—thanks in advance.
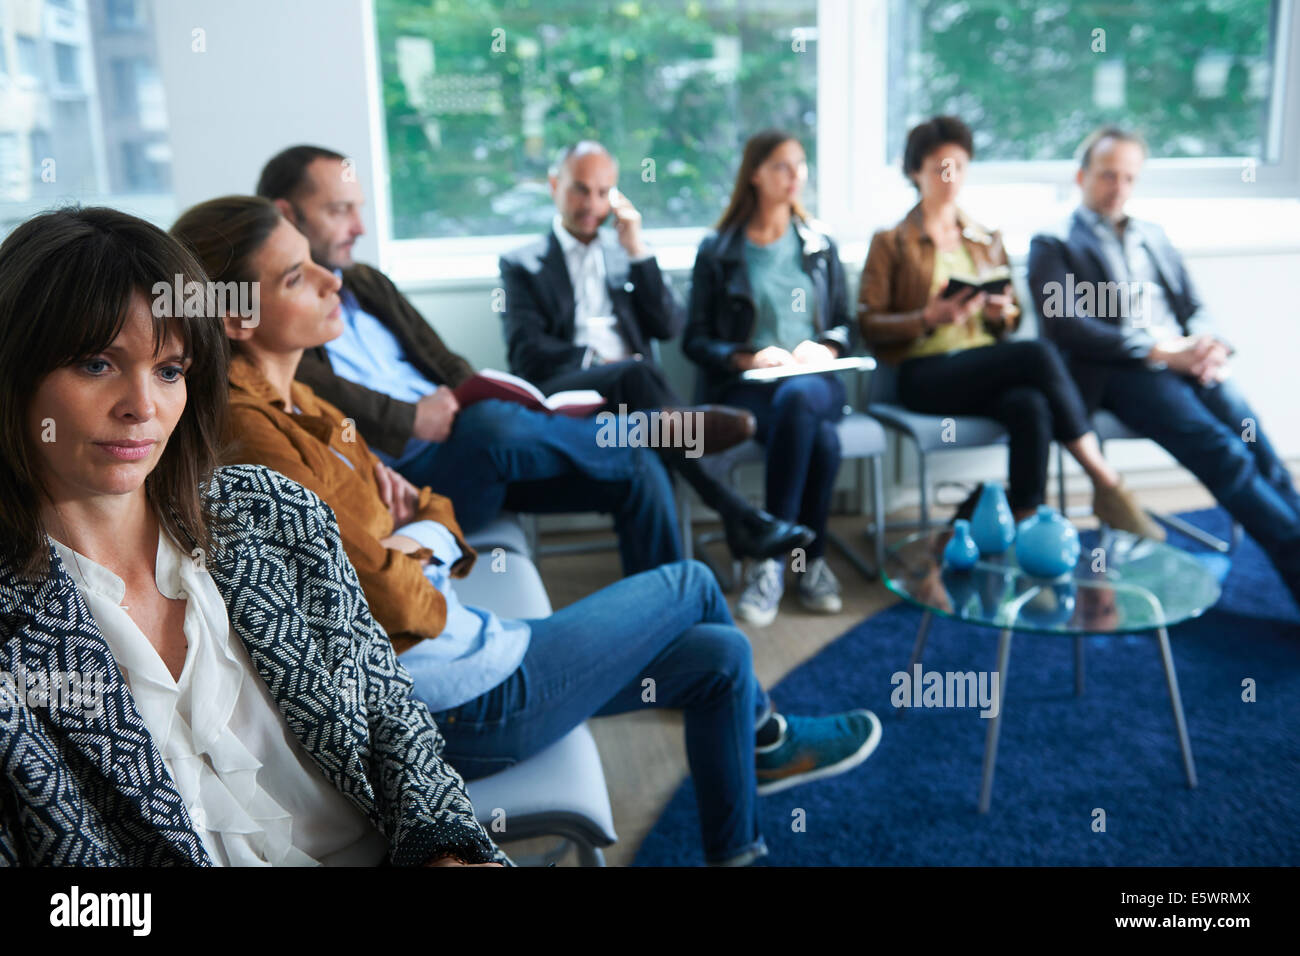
[657,405,755,457]
[1093,481,1166,541]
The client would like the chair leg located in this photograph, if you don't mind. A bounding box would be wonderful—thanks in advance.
[872,454,887,573]
[574,840,607,867]
[1056,444,1068,512]
[917,439,930,531]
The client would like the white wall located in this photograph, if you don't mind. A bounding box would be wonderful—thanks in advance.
[152,0,383,265]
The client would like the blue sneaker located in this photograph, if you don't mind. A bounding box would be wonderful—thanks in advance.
[755,709,882,796]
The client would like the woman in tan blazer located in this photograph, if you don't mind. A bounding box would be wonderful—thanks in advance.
[858,116,1157,536]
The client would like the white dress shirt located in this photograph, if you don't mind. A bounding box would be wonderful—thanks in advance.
[552,214,630,367]
[50,527,389,867]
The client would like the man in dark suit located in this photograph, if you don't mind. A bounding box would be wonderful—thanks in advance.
[500,141,813,561]
[1028,126,1300,608]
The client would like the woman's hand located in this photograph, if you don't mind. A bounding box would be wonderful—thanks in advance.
[922,284,985,331]
[791,340,837,365]
[746,346,797,369]
[981,284,1014,322]
[374,461,421,527]
[379,533,429,566]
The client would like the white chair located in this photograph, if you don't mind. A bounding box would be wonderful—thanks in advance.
[453,522,619,866]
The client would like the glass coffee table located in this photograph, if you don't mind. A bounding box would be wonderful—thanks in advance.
[882,527,1222,812]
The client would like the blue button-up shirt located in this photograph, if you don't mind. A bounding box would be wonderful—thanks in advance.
[325,276,437,405]
[1075,205,1182,344]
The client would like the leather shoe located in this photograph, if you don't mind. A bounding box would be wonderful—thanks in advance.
[725,508,816,561]
[656,405,755,457]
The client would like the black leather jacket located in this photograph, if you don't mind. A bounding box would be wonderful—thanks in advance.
[684,215,854,399]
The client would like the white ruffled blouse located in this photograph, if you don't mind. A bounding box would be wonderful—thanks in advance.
[50,527,389,867]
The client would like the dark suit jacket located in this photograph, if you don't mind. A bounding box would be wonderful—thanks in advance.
[294,263,475,459]
[499,228,685,386]
[684,215,855,399]
[1028,208,1223,364]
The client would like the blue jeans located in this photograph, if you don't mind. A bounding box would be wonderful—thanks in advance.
[719,373,846,558]
[1099,365,1300,606]
[382,399,682,576]
[403,560,771,865]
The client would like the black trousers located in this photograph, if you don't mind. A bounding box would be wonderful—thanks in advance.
[541,357,755,524]
[541,357,683,410]
[897,339,1092,511]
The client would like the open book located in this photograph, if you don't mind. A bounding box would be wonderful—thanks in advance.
[452,368,606,418]
[940,266,1013,299]
[740,355,877,383]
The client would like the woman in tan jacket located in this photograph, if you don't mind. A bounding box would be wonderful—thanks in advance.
[858,116,1158,535]
[169,195,885,867]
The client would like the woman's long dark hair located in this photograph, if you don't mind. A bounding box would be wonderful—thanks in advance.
[715,129,810,234]
[0,207,232,578]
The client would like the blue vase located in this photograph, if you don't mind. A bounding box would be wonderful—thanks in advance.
[1015,504,1082,578]
[943,519,980,570]
[970,483,1016,555]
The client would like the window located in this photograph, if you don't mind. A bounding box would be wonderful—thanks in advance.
[17,35,39,80]
[373,0,818,240]
[53,42,79,87]
[0,0,173,238]
[106,0,142,32]
[886,0,1282,163]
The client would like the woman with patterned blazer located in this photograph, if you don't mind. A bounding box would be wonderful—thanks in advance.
[0,207,504,866]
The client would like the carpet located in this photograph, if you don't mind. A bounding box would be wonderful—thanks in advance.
[633,508,1300,866]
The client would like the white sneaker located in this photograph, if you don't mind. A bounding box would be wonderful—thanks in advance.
[736,558,784,627]
[797,557,842,613]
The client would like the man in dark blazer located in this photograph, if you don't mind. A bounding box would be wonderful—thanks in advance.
[1028,126,1300,608]
[500,141,813,561]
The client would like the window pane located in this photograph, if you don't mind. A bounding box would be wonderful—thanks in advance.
[374,0,819,239]
[0,1,173,238]
[887,0,1280,162]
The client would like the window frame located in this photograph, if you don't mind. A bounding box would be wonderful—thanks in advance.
[367,0,1300,280]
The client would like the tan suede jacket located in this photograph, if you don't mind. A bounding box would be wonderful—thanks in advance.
[224,352,475,652]
[857,204,1021,365]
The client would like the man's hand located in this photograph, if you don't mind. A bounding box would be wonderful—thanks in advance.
[922,285,985,331]
[609,187,648,259]
[413,387,459,443]
[792,340,837,365]
[374,461,421,527]
[1149,334,1229,384]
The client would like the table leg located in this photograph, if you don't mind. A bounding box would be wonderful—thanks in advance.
[899,611,932,719]
[978,628,1014,814]
[1074,636,1085,697]
[1157,626,1198,789]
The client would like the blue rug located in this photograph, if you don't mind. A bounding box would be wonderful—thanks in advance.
[633,508,1300,866]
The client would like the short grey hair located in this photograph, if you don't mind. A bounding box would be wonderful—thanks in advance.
[550,140,616,178]
[1076,126,1149,170]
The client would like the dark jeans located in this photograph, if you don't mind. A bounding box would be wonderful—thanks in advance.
[1081,360,1300,607]
[541,357,683,409]
[897,339,1092,511]
[382,399,682,576]
[718,373,846,558]
[409,560,772,865]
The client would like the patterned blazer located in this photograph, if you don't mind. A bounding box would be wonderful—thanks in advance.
[0,464,506,866]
